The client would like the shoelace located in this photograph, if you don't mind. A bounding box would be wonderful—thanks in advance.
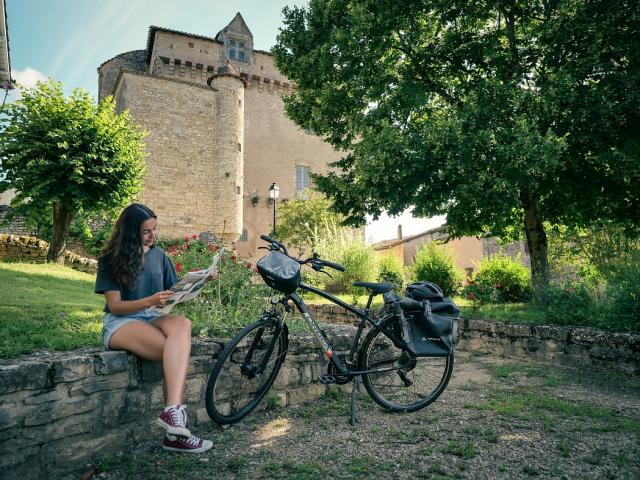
[178,405,188,427]
[168,406,187,427]
[182,435,201,447]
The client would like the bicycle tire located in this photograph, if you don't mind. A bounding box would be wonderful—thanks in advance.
[359,316,453,413]
[205,318,288,424]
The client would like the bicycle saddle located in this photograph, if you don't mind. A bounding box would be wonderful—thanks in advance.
[352,282,395,294]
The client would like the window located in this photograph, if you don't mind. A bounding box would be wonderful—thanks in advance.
[228,37,248,62]
[295,165,311,193]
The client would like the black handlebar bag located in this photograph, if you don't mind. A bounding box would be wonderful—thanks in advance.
[257,251,301,294]
[403,298,460,357]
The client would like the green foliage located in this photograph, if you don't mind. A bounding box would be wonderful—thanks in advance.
[276,190,345,251]
[157,235,271,337]
[411,242,462,297]
[377,254,405,289]
[308,225,378,303]
[474,255,531,302]
[0,79,146,261]
[606,250,640,332]
[544,282,596,326]
[274,0,640,295]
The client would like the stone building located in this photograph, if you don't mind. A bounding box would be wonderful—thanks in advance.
[97,13,342,258]
[374,225,530,277]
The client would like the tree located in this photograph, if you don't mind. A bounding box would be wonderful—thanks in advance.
[0,80,146,262]
[276,189,346,250]
[273,0,640,297]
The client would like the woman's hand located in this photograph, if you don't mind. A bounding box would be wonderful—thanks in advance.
[147,290,175,307]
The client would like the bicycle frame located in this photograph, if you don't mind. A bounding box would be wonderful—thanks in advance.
[283,283,407,377]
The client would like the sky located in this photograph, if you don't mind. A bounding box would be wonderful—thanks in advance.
[6,0,444,243]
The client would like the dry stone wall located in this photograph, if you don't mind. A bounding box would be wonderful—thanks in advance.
[0,329,355,479]
[307,304,640,375]
[0,234,97,273]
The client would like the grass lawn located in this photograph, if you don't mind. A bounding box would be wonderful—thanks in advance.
[0,262,104,358]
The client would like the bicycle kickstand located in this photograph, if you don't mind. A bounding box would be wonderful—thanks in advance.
[350,374,361,427]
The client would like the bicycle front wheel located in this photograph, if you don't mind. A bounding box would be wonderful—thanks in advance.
[359,316,453,413]
[205,318,288,424]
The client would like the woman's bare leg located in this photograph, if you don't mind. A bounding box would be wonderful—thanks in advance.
[151,315,192,406]
[108,321,166,362]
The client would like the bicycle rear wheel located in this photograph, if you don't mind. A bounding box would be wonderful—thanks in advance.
[359,316,453,413]
[205,318,288,424]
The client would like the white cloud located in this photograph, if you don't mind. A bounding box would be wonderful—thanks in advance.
[13,67,48,89]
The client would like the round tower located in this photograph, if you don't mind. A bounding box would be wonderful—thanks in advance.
[208,63,245,242]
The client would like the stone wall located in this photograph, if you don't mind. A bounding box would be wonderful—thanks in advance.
[0,234,98,273]
[456,318,639,375]
[308,304,640,375]
[0,205,33,236]
[0,330,352,479]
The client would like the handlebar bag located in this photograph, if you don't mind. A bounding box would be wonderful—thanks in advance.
[257,251,301,294]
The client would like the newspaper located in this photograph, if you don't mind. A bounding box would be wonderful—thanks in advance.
[151,248,224,315]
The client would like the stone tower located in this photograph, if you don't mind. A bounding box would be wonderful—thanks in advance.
[208,63,245,241]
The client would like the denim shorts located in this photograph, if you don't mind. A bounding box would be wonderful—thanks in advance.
[102,308,162,349]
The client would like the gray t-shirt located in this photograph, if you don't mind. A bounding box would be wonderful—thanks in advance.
[95,245,178,313]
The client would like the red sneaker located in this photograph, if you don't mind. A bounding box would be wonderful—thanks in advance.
[157,405,191,437]
[163,434,213,454]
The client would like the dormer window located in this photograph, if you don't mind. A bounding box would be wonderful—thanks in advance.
[228,38,248,62]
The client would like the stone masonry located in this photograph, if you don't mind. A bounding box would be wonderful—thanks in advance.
[0,328,358,479]
[98,13,343,259]
[0,234,97,273]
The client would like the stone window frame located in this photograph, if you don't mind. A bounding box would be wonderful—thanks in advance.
[228,37,249,63]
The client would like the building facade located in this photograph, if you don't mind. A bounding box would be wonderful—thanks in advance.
[98,13,342,258]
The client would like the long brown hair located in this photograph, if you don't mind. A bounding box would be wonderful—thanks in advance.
[99,203,157,289]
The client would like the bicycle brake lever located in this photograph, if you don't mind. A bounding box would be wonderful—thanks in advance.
[320,269,333,279]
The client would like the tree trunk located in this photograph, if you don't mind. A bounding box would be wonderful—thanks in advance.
[520,189,550,302]
[47,202,73,264]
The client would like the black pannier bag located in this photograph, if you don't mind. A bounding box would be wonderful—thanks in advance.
[402,284,460,357]
[257,251,301,294]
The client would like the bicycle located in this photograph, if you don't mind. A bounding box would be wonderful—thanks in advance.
[205,235,456,426]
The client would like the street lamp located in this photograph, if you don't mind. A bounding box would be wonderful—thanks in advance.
[268,182,280,237]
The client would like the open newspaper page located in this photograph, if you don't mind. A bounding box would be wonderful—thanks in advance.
[151,248,224,315]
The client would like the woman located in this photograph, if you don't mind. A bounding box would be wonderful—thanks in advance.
[95,203,212,453]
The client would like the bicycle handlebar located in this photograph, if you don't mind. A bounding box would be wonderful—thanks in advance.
[259,234,289,256]
[321,259,345,272]
[259,234,345,272]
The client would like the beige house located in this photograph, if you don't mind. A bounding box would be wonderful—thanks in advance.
[374,225,529,277]
[97,13,342,259]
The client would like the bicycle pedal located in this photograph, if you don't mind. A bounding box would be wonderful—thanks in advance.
[319,374,336,385]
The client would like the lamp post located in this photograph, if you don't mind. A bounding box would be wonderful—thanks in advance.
[268,182,279,237]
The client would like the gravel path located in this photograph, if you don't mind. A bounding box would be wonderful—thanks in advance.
[89,351,639,479]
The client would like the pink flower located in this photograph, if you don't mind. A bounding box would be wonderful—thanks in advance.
[182,243,189,250]
[245,261,252,269]
[184,235,190,242]
[175,262,183,273]
[192,233,198,239]
[231,255,238,262]
[468,292,477,301]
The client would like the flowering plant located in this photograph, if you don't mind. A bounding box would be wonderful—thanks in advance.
[156,235,270,336]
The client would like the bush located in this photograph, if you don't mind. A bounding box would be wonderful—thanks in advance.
[474,255,531,302]
[309,225,378,303]
[606,250,640,332]
[411,242,462,297]
[377,254,405,289]
[544,282,595,325]
[157,235,270,336]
